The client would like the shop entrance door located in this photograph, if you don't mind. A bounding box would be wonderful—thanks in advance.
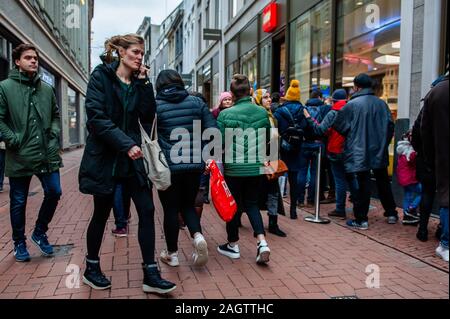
[272,35,286,96]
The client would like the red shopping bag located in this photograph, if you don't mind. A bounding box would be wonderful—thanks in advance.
[209,160,237,222]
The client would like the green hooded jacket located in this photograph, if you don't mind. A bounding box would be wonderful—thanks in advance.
[0,69,62,177]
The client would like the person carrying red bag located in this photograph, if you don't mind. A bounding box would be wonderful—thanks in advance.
[215,74,272,265]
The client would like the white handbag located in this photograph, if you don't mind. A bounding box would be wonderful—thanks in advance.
[139,116,171,191]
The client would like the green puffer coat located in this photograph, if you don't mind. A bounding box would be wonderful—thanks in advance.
[217,97,271,177]
[0,69,62,177]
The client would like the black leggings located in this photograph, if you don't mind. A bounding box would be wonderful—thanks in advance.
[158,173,202,253]
[86,176,156,264]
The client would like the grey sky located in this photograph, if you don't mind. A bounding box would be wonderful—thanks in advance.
[91,0,182,69]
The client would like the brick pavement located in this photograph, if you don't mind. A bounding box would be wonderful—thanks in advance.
[0,149,448,299]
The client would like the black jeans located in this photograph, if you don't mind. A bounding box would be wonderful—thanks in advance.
[350,168,398,223]
[158,172,202,253]
[419,176,436,230]
[86,176,156,264]
[225,176,266,243]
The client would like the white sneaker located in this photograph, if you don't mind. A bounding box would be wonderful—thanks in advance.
[217,243,240,259]
[160,250,180,267]
[436,245,449,262]
[192,234,208,266]
[256,241,271,265]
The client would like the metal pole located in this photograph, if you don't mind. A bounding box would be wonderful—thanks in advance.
[305,146,331,224]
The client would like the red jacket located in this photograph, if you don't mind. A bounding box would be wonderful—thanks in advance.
[327,100,346,155]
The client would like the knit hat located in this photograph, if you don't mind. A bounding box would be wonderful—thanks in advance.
[253,89,268,106]
[331,89,348,101]
[285,80,301,102]
[217,91,233,109]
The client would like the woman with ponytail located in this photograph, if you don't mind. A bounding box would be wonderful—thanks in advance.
[79,34,176,294]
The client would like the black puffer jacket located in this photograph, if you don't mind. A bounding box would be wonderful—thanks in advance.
[333,88,394,173]
[156,85,217,174]
[79,60,156,195]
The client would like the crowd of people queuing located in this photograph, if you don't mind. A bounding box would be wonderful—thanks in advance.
[0,34,447,295]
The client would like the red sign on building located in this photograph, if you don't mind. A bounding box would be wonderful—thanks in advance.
[262,3,278,33]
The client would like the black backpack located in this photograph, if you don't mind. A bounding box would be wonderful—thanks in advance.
[279,106,307,153]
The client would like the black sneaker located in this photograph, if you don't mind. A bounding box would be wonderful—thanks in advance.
[328,210,346,219]
[402,215,420,226]
[217,243,240,259]
[404,207,419,219]
[83,259,111,290]
[142,264,176,294]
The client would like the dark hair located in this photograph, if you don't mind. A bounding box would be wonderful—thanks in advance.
[230,74,251,100]
[310,90,323,99]
[190,91,207,104]
[271,92,280,103]
[354,73,373,89]
[156,70,185,93]
[12,44,39,68]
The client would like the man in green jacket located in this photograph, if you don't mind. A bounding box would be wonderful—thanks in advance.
[216,74,272,265]
[0,44,63,262]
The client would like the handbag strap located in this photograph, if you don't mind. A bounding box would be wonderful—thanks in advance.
[139,115,158,143]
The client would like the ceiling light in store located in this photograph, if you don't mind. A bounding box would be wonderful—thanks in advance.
[392,41,400,49]
[343,82,354,87]
[375,55,400,65]
[373,67,378,71]
[343,77,355,82]
[356,1,364,6]
[324,20,330,24]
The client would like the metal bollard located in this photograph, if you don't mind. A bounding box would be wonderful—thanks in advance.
[305,146,331,224]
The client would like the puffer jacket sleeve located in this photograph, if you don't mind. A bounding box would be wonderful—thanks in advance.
[136,80,156,135]
[50,91,61,140]
[85,70,137,153]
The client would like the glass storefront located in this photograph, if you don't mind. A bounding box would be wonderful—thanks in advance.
[260,40,272,90]
[67,86,80,145]
[289,0,332,103]
[240,48,257,91]
[336,0,401,119]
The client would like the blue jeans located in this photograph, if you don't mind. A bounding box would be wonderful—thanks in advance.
[298,147,320,204]
[440,207,449,249]
[403,183,422,212]
[0,149,5,188]
[330,159,357,214]
[112,183,131,229]
[9,171,62,245]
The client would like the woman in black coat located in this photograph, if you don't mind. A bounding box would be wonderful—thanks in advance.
[79,34,176,294]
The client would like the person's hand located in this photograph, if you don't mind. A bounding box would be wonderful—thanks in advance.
[303,108,311,119]
[204,159,214,174]
[128,146,143,160]
[137,64,150,79]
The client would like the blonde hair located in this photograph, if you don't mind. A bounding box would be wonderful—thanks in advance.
[103,34,144,64]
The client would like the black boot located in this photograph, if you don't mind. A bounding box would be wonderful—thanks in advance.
[417,211,430,242]
[142,264,177,294]
[268,215,287,237]
[290,206,298,220]
[435,224,443,240]
[83,259,111,290]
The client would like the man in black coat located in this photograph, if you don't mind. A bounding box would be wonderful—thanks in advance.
[421,73,449,262]
[334,74,398,230]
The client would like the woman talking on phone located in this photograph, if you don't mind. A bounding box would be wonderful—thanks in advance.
[79,34,176,294]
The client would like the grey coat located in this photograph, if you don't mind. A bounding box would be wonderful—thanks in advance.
[333,88,394,174]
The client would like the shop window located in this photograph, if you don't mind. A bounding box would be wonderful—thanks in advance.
[260,40,272,90]
[68,87,80,145]
[289,0,332,102]
[240,48,257,92]
[335,0,401,119]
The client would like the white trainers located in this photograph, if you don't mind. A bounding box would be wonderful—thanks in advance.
[256,241,270,265]
[160,250,180,267]
[192,234,208,266]
[436,245,449,262]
